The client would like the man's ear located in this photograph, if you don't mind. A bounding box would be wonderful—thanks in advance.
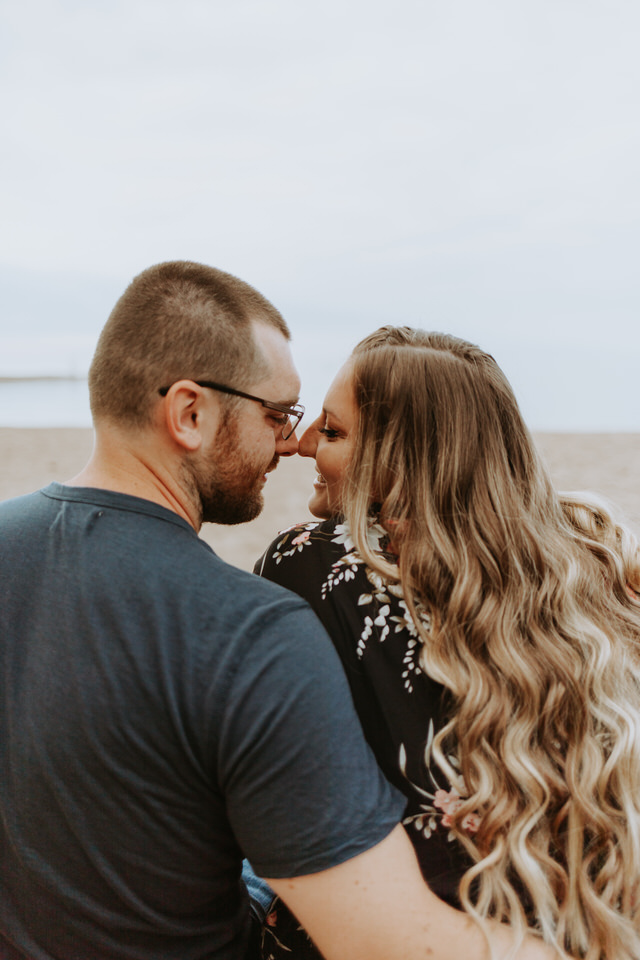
[160,381,220,452]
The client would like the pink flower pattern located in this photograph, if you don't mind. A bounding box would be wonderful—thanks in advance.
[433,789,480,833]
[399,733,482,841]
[291,531,311,547]
[268,522,319,565]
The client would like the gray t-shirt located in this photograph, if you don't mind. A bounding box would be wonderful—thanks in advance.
[0,484,404,960]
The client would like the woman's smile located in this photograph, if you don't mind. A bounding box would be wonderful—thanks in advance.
[297,363,358,520]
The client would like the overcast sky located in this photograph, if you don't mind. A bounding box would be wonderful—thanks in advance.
[1,0,639,428]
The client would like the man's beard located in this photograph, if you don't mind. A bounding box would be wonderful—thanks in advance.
[188,416,278,526]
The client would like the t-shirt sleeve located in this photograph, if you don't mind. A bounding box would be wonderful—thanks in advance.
[255,527,394,780]
[215,596,405,879]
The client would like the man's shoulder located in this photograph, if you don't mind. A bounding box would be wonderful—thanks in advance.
[191,542,314,615]
[0,487,46,515]
[124,509,320,646]
[0,487,60,539]
[96,499,316,628]
[0,482,311,619]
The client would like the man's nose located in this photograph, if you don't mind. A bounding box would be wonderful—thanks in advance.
[276,428,299,457]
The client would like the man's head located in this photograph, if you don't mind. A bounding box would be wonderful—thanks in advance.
[89,261,290,428]
[187,321,302,525]
[87,262,301,526]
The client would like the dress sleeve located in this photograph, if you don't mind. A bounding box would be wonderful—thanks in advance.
[255,523,358,631]
[254,524,476,908]
[254,524,321,587]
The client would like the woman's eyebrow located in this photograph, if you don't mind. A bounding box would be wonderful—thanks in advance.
[322,405,344,424]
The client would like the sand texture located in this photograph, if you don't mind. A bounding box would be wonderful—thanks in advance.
[1,427,638,571]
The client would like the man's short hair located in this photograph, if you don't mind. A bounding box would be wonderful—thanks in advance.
[89,261,290,427]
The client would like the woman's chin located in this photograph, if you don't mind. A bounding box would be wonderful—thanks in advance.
[307,490,333,521]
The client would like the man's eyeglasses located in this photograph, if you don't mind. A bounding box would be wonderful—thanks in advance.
[158,379,304,440]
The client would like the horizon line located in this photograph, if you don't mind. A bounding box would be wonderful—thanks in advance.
[0,375,87,383]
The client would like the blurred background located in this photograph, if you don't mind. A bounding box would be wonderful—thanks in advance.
[1,0,639,429]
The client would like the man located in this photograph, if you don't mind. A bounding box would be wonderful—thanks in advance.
[0,262,549,960]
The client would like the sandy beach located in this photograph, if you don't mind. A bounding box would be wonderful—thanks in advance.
[1,427,638,570]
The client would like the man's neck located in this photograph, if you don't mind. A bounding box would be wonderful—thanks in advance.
[66,426,201,530]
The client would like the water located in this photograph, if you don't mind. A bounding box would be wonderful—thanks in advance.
[0,376,327,429]
[0,374,329,429]
[0,379,92,427]
[1,340,639,432]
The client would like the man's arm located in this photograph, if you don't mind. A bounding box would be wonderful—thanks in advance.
[266,824,555,960]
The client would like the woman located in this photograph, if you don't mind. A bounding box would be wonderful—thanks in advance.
[256,327,640,960]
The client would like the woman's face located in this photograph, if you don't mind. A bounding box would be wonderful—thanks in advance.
[298,362,358,519]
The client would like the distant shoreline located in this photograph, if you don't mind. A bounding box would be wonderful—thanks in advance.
[0,375,86,383]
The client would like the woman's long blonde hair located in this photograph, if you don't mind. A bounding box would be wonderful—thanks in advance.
[343,327,640,959]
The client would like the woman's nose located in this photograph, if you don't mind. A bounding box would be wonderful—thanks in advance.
[298,419,320,458]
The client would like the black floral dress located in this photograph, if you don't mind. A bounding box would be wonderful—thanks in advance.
[255,517,480,959]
